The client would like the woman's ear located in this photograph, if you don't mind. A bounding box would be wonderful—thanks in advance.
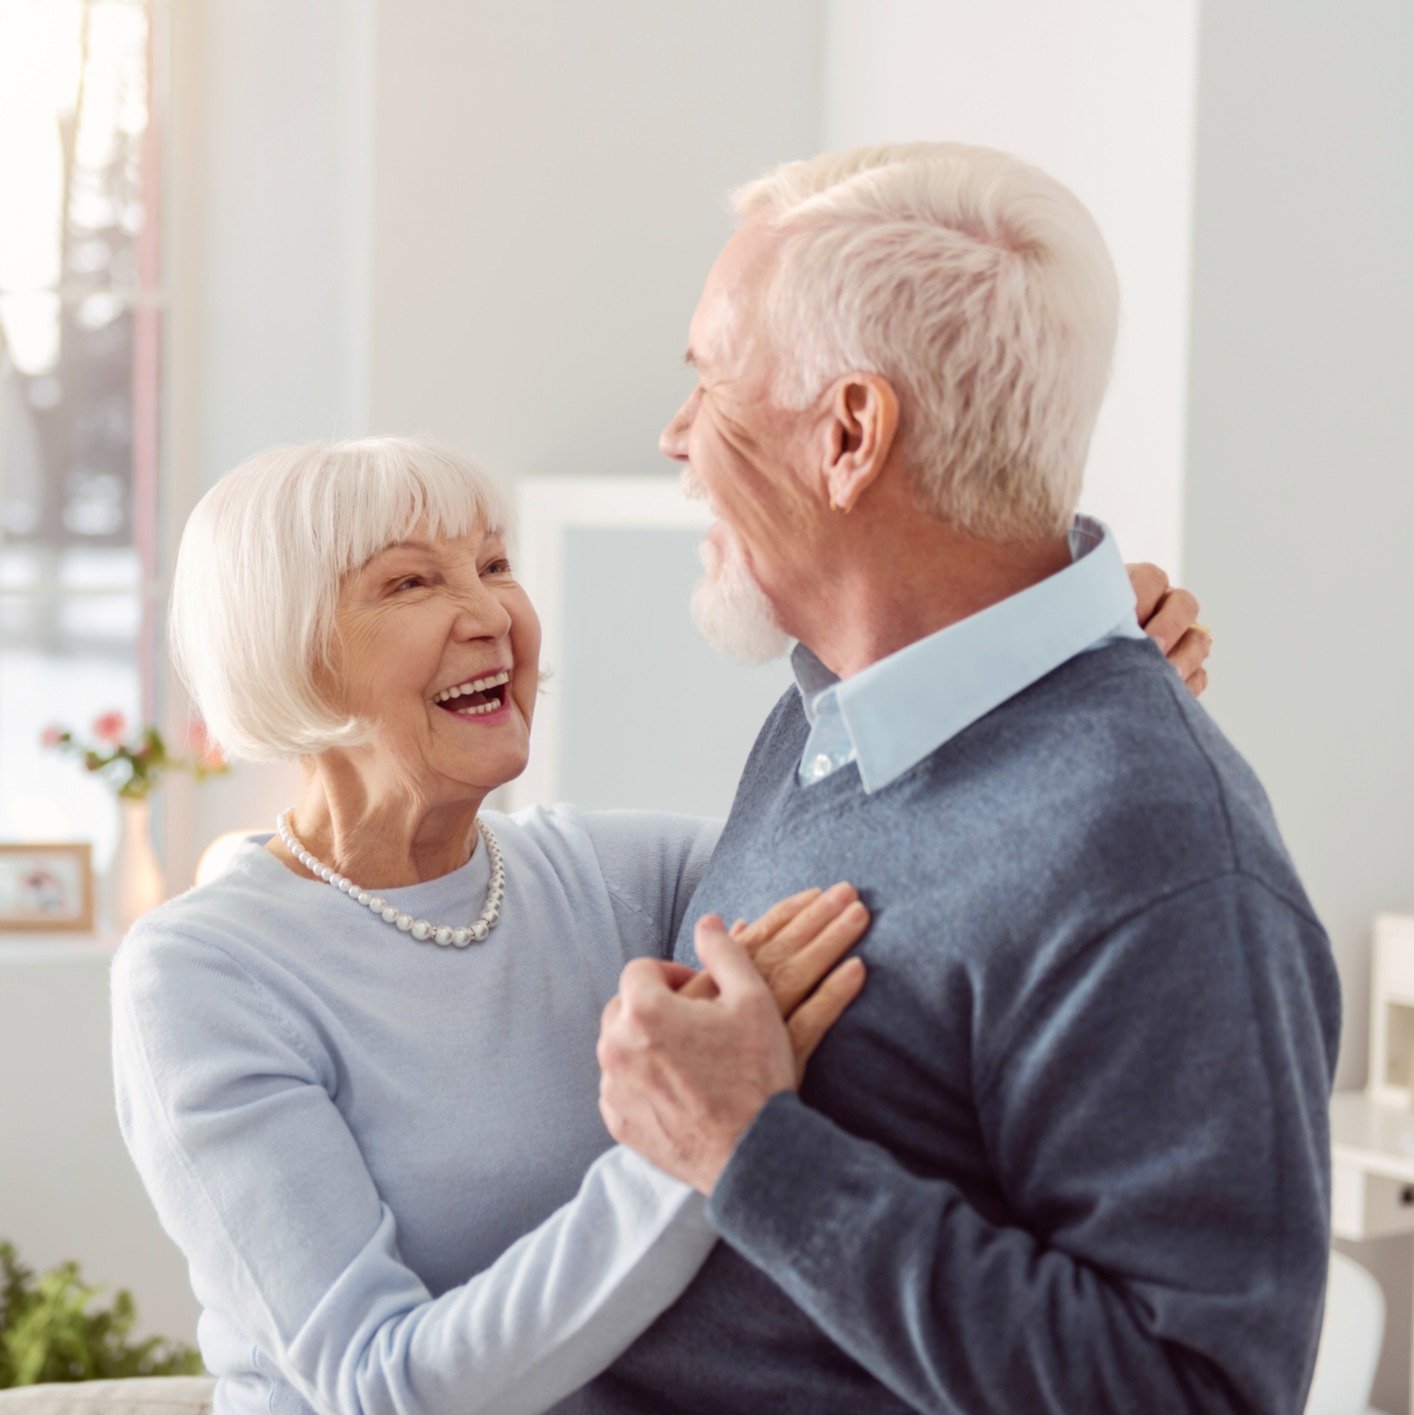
[823,374,901,513]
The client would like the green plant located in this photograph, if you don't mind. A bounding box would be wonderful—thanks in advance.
[0,1241,205,1388]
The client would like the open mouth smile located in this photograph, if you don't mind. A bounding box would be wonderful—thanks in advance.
[431,669,512,718]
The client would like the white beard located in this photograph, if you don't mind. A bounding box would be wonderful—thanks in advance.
[679,464,790,664]
[689,526,792,665]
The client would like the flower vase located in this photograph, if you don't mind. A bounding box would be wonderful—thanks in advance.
[105,798,165,934]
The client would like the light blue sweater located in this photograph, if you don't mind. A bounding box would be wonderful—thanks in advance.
[109,804,722,1415]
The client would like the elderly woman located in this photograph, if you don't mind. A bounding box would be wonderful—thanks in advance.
[110,436,870,1415]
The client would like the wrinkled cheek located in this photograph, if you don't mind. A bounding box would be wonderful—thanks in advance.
[509,592,542,727]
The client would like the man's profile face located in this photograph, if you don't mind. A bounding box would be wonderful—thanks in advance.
[662,222,815,662]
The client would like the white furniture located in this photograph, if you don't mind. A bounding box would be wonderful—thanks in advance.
[1327,915,1414,1412]
[0,1378,214,1413]
[1331,1089,1414,1413]
[1307,1250,1387,1414]
[1365,915,1414,1107]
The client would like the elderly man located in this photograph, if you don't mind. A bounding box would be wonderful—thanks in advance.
[590,144,1340,1412]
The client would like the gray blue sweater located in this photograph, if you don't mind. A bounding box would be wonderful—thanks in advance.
[585,637,1341,1413]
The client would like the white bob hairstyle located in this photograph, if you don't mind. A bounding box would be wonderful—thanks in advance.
[169,435,514,762]
[732,142,1120,541]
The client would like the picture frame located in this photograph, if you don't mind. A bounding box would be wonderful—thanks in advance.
[0,842,95,933]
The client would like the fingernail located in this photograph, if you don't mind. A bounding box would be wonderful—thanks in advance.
[826,881,856,903]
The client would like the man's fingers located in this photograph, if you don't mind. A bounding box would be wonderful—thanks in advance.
[768,900,870,1016]
[1143,587,1201,656]
[1167,625,1212,682]
[678,969,721,1001]
[787,958,867,1079]
[1185,666,1209,698]
[600,994,621,1032]
[618,956,677,1025]
[1128,562,1169,625]
[658,961,701,991]
[696,918,773,1002]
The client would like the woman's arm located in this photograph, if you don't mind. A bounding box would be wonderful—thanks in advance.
[111,927,712,1415]
[111,889,863,1415]
[574,809,723,958]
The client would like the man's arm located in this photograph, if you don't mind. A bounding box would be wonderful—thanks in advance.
[599,876,1339,1413]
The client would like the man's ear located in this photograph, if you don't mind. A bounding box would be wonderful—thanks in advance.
[823,374,901,513]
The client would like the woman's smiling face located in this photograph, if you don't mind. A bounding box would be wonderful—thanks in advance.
[326,521,541,800]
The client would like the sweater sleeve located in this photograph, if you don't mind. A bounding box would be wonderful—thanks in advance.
[110,926,716,1415]
[704,872,1340,1413]
[578,811,723,958]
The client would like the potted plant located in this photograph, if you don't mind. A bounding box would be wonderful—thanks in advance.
[0,1241,204,1388]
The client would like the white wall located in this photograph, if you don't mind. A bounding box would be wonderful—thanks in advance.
[164,0,377,889]
[368,0,824,475]
[822,0,1198,573]
[1184,3,1414,1408]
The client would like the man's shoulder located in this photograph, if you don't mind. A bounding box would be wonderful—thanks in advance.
[921,640,1308,914]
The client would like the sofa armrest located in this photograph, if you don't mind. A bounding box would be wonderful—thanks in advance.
[0,1378,215,1414]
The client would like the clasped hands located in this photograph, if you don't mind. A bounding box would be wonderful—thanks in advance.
[597,885,868,1194]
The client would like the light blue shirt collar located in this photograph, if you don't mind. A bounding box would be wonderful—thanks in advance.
[793,515,1145,792]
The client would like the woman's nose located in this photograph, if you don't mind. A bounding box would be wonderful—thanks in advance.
[452,587,511,640]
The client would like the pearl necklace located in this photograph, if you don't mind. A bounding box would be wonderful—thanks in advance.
[276,811,504,947]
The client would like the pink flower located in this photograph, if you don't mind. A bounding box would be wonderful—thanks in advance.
[40,724,65,749]
[92,711,128,745]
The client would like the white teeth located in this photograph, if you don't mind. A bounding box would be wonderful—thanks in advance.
[433,669,511,704]
[450,699,502,717]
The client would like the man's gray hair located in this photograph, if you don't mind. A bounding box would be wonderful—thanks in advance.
[169,436,514,761]
[733,142,1119,540]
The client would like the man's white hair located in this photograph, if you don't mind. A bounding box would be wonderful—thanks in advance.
[169,435,514,762]
[732,142,1119,540]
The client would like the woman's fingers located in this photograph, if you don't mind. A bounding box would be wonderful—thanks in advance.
[767,899,869,1017]
[787,958,867,1081]
[754,882,858,972]
[1144,586,1202,658]
[734,888,822,954]
[679,884,864,1003]
[1167,625,1212,683]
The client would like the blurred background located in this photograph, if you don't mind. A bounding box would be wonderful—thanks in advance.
[0,0,1410,1407]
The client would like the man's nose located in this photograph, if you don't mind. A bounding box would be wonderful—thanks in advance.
[659,396,692,461]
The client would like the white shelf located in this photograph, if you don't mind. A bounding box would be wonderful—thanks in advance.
[0,933,123,964]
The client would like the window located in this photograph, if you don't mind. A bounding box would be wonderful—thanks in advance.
[0,0,167,867]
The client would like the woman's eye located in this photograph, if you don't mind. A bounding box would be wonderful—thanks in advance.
[393,576,424,592]
[483,559,512,576]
